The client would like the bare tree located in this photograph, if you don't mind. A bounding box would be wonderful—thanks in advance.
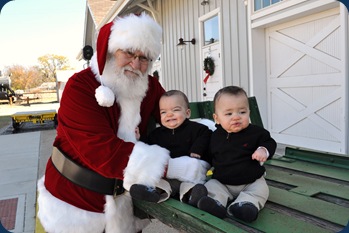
[3,54,71,91]
[6,65,43,90]
[37,54,71,82]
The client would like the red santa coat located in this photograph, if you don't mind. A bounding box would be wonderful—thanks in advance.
[44,67,165,212]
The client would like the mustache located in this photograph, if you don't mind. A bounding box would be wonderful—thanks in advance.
[123,66,143,77]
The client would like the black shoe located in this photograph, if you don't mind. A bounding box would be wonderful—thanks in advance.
[188,184,208,207]
[129,184,160,203]
[227,202,258,222]
[166,179,181,198]
[197,196,226,219]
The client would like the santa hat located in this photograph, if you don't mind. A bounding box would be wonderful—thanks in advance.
[92,12,162,107]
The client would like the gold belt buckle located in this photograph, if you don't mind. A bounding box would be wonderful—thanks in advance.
[113,179,125,198]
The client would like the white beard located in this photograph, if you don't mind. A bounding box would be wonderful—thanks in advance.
[102,58,149,142]
[102,58,149,101]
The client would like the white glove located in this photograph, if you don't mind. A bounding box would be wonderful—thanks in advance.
[166,156,210,184]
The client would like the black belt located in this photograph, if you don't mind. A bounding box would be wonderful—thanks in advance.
[51,147,124,196]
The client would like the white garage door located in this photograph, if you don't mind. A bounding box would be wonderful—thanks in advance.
[266,8,347,154]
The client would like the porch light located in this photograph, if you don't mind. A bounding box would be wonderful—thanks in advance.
[177,38,196,47]
[201,0,209,5]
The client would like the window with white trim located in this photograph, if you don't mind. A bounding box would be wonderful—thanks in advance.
[254,0,283,11]
[203,15,219,46]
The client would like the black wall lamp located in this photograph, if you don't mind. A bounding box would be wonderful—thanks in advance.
[177,38,196,46]
[201,0,209,5]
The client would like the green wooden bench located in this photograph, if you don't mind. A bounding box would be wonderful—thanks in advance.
[133,97,349,233]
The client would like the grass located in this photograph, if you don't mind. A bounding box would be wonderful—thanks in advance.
[0,115,11,129]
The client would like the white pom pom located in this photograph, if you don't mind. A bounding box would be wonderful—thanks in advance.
[95,85,115,107]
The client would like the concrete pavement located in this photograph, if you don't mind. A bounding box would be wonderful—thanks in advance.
[0,132,41,233]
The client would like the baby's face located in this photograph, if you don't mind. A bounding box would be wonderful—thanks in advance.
[213,94,250,133]
[159,95,190,129]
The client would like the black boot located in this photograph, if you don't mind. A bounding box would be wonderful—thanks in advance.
[166,179,181,198]
[227,202,258,222]
[188,184,208,207]
[129,184,160,203]
[197,196,226,219]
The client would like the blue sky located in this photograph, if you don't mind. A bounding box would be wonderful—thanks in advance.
[0,0,86,69]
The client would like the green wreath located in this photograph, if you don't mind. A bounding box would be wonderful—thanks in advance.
[203,57,215,75]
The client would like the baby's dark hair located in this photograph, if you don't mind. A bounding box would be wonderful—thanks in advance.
[161,90,190,109]
[213,86,248,111]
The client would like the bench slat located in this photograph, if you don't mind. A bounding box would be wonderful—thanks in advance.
[285,147,349,169]
[267,186,349,226]
[265,158,349,182]
[135,196,336,233]
[134,199,246,233]
[265,167,349,200]
[232,206,332,233]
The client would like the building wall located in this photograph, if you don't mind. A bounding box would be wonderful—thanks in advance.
[158,0,249,102]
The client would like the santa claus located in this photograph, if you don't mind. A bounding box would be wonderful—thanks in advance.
[37,13,208,233]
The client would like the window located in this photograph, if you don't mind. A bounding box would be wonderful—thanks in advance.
[254,0,283,11]
[203,15,219,46]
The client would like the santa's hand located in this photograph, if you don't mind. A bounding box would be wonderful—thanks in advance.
[166,156,210,184]
[123,142,170,191]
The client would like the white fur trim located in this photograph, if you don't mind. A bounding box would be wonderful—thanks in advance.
[123,141,170,190]
[37,176,105,233]
[166,156,210,184]
[37,176,149,233]
[109,13,162,61]
[95,85,115,107]
[197,118,216,131]
[105,194,150,233]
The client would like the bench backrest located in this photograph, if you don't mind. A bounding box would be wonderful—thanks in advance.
[189,96,264,128]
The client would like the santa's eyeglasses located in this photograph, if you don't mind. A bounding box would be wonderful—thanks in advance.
[119,50,152,64]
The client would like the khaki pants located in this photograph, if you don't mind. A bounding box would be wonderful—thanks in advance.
[158,179,196,202]
[156,179,172,202]
[204,176,269,210]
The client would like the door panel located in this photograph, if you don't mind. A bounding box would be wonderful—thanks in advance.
[266,9,346,154]
[199,9,223,101]
[202,45,222,100]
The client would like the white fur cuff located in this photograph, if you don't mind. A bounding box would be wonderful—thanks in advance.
[166,156,210,184]
[123,141,170,190]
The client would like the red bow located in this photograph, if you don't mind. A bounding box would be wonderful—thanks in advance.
[203,70,210,84]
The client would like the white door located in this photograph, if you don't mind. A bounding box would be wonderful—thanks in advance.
[199,9,223,101]
[266,8,347,154]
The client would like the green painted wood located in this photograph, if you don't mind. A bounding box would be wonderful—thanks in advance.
[248,96,264,128]
[268,186,349,226]
[265,167,349,199]
[135,197,333,233]
[189,102,202,119]
[232,207,333,233]
[189,101,214,120]
[265,158,349,182]
[285,147,349,169]
[133,198,247,233]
